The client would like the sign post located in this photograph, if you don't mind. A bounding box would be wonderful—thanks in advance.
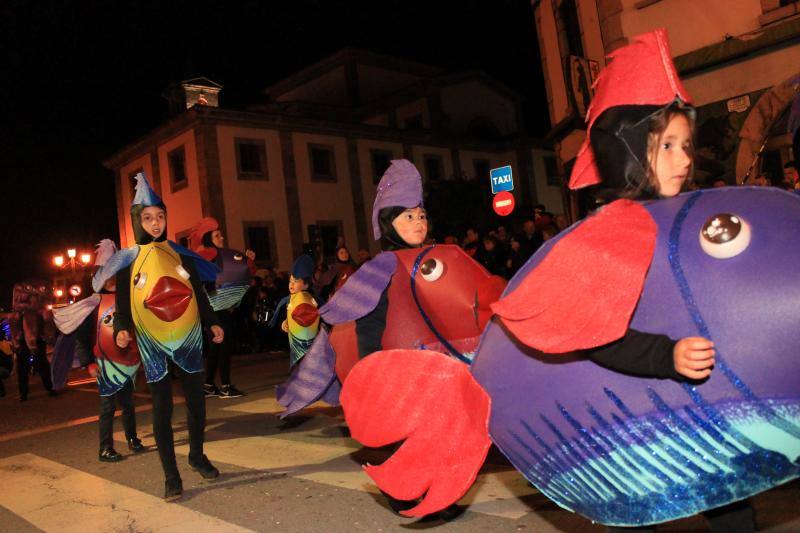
[490,165,515,216]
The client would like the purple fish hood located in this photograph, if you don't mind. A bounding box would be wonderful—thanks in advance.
[471,187,800,526]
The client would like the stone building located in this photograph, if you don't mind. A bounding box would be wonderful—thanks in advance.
[104,49,558,271]
[533,0,800,213]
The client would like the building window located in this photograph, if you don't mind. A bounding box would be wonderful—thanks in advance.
[558,0,584,58]
[243,221,278,267]
[473,159,490,181]
[423,154,443,181]
[175,229,191,249]
[235,138,268,180]
[544,155,562,187]
[127,168,144,199]
[404,114,424,130]
[168,146,188,191]
[317,220,344,262]
[370,149,393,184]
[309,144,336,182]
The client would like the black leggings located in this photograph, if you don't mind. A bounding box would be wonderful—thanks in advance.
[148,369,206,481]
[206,312,234,386]
[16,340,52,397]
[99,379,137,451]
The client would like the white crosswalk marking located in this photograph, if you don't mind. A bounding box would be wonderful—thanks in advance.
[0,454,254,532]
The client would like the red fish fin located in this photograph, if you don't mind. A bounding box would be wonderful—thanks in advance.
[491,199,656,353]
[341,349,491,518]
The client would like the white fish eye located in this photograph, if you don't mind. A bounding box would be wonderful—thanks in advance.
[175,265,191,280]
[419,258,445,282]
[233,253,243,261]
[134,272,147,289]
[101,314,114,327]
[699,213,751,259]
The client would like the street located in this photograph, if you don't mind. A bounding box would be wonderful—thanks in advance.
[0,352,797,532]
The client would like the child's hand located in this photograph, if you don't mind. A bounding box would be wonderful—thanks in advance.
[87,363,98,378]
[116,330,132,349]
[210,325,224,344]
[281,320,288,333]
[673,337,715,380]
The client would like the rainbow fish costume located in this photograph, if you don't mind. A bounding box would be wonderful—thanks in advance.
[92,174,218,383]
[271,255,320,367]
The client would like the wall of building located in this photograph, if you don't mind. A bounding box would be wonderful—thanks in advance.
[291,132,359,255]
[215,125,294,271]
[277,66,348,105]
[532,148,566,214]
[410,145,454,181]
[457,150,510,182]
[156,130,203,244]
[617,0,762,57]
[395,98,430,129]
[440,81,519,136]
[358,65,422,104]
[535,0,571,127]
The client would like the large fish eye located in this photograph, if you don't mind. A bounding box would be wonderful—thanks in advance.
[699,213,750,259]
[134,272,147,289]
[175,265,190,280]
[102,314,114,327]
[233,253,243,261]
[419,258,445,282]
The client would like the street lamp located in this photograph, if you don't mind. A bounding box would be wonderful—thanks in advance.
[52,247,93,304]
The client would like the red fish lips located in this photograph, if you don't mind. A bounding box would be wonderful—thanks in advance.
[144,276,193,322]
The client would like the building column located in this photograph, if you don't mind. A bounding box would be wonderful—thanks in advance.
[114,169,128,248]
[450,147,462,179]
[346,138,370,250]
[194,121,227,233]
[279,130,304,258]
[515,147,536,210]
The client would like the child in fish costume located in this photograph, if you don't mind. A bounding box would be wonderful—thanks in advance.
[190,216,255,398]
[339,29,797,528]
[53,239,145,462]
[93,173,223,501]
[271,255,320,367]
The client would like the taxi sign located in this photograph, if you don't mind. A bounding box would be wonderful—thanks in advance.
[490,165,514,194]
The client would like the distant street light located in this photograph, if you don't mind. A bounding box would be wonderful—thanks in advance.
[52,247,93,304]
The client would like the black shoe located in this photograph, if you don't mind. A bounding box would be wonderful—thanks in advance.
[164,477,183,502]
[127,437,145,453]
[436,504,465,522]
[19,395,27,402]
[99,448,124,462]
[48,390,57,397]
[203,383,220,398]
[218,384,244,399]
[189,454,219,479]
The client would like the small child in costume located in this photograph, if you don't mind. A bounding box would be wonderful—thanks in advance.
[271,255,319,367]
[53,239,145,462]
[93,173,223,501]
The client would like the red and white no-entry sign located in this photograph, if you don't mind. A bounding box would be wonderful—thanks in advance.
[492,191,515,216]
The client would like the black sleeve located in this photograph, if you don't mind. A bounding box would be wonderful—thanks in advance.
[183,256,220,329]
[113,266,133,339]
[74,310,97,367]
[355,288,389,359]
[585,328,682,381]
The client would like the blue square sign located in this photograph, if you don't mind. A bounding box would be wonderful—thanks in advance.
[490,165,513,194]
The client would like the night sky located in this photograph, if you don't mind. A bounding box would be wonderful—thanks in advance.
[0,0,546,309]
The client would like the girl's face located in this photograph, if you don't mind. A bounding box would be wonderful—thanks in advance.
[336,248,350,262]
[211,229,224,248]
[392,207,428,247]
[650,114,692,198]
[140,206,166,239]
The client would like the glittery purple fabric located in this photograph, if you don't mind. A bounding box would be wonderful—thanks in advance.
[371,159,424,240]
[320,252,397,324]
[276,328,339,418]
[471,187,800,526]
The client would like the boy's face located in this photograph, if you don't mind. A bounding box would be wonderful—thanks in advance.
[140,206,166,239]
[288,275,308,295]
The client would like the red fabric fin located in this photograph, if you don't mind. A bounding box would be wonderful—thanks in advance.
[491,200,656,353]
[476,275,507,330]
[341,349,491,518]
[292,303,319,327]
